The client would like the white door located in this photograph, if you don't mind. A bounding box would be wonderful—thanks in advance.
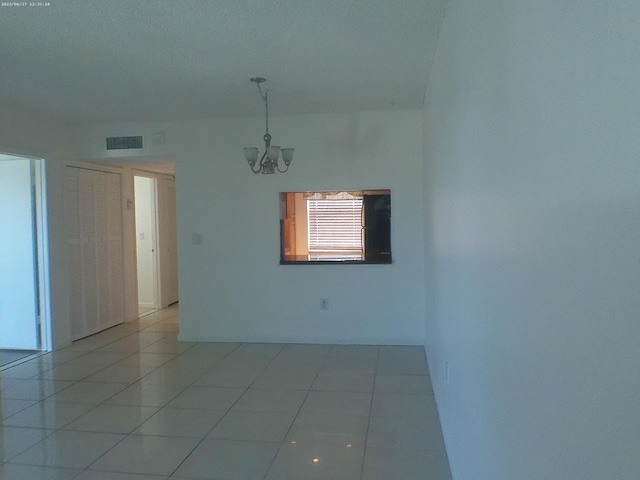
[0,159,39,349]
[65,166,124,340]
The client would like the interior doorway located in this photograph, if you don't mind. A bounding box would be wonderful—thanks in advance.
[134,175,160,317]
[0,153,50,366]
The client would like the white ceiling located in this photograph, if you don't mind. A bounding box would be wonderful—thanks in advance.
[0,0,447,124]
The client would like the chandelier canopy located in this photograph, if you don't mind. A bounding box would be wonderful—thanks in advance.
[243,77,294,174]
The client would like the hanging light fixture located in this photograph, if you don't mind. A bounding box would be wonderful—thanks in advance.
[243,77,294,174]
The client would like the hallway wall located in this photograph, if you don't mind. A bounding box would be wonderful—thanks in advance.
[423,2,640,478]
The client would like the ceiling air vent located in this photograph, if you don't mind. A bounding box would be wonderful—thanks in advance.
[106,136,143,150]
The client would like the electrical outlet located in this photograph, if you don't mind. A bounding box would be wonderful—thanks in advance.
[320,298,329,310]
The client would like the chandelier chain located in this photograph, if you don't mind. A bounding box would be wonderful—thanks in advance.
[243,77,293,174]
[257,83,269,135]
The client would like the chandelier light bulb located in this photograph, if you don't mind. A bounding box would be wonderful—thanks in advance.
[243,147,259,166]
[267,146,281,161]
[280,148,294,165]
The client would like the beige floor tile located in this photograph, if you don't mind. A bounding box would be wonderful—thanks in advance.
[0,463,81,480]
[0,425,53,462]
[231,388,307,414]
[266,440,364,480]
[300,391,372,416]
[2,400,97,429]
[173,438,279,480]
[134,407,226,437]
[208,410,296,442]
[362,446,451,480]
[312,371,375,392]
[9,430,125,469]
[167,385,244,410]
[63,404,158,434]
[0,379,74,402]
[88,435,199,476]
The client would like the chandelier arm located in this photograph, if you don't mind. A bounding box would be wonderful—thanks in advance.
[249,150,267,174]
[276,163,289,173]
[258,150,270,171]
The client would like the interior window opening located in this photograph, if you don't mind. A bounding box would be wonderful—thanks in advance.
[280,190,391,264]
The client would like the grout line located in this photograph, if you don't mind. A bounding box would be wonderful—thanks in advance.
[166,342,286,478]
[260,343,332,479]
[0,351,43,371]
[359,345,380,480]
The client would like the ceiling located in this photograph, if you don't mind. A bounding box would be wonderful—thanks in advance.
[0,0,447,124]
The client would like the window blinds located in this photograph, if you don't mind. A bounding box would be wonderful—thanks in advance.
[307,199,363,252]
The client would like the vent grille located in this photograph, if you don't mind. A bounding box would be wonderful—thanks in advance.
[106,136,143,150]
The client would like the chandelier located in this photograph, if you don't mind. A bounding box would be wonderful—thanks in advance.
[243,77,294,174]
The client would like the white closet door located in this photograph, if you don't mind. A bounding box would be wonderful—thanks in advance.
[93,171,110,330]
[79,168,98,336]
[65,166,124,341]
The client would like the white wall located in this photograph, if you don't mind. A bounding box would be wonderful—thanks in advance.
[119,168,138,321]
[75,109,427,345]
[0,105,75,349]
[423,2,640,479]
[158,175,179,306]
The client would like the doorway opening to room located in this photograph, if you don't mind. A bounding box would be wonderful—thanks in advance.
[133,170,179,319]
[0,153,50,368]
[134,175,160,317]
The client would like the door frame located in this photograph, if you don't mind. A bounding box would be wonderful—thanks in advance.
[33,158,51,350]
[0,152,51,351]
[133,172,161,312]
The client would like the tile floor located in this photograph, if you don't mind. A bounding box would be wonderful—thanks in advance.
[0,350,40,369]
[138,307,158,318]
[0,306,451,480]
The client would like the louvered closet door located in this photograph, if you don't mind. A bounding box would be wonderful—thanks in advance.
[65,167,124,341]
[80,168,99,336]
